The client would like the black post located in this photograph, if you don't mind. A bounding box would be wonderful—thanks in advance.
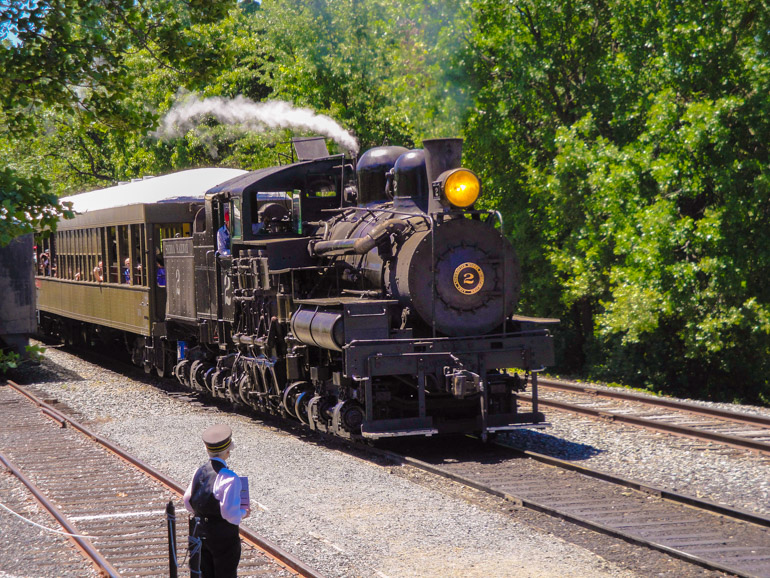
[166,501,178,578]
[189,516,202,577]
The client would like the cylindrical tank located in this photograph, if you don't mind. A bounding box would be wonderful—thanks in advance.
[291,307,345,351]
[392,149,429,212]
[356,146,409,206]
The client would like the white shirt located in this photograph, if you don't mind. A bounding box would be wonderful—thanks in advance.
[183,457,245,525]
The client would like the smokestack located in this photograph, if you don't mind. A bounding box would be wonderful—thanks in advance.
[422,138,463,185]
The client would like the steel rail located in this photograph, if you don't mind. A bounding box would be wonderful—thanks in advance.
[496,441,770,529]
[0,451,121,578]
[518,392,770,456]
[538,377,770,427]
[8,380,325,578]
[363,442,770,578]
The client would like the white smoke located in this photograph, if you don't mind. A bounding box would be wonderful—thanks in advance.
[156,94,359,154]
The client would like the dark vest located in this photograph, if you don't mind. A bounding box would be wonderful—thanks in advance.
[189,459,231,525]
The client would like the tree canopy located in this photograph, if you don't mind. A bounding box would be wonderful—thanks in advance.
[2,0,769,403]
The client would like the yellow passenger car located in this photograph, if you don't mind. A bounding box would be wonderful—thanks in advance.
[36,168,246,375]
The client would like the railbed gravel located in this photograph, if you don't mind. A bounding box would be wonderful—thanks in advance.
[0,471,99,578]
[506,379,770,517]
[6,344,766,577]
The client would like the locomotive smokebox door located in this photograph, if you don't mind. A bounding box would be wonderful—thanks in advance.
[394,218,522,336]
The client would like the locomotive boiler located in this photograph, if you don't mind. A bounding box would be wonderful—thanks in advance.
[165,137,555,440]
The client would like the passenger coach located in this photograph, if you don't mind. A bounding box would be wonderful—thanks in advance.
[35,168,246,375]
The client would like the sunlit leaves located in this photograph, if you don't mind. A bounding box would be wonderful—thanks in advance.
[463,0,770,402]
[0,168,73,246]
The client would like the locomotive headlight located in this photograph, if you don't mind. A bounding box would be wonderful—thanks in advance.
[438,169,481,208]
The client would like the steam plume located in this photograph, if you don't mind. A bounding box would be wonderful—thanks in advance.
[157,94,359,154]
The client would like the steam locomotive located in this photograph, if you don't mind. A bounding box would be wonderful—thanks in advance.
[163,137,555,440]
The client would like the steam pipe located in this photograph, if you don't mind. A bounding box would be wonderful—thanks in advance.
[311,219,406,256]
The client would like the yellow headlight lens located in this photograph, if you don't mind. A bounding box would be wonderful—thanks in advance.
[443,169,480,208]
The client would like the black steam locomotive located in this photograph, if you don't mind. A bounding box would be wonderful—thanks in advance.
[164,137,555,440]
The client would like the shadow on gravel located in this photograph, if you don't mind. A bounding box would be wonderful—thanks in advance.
[6,353,87,385]
[500,429,602,461]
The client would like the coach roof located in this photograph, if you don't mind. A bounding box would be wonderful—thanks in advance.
[61,168,248,214]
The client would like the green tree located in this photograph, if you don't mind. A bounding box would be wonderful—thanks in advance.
[1,0,235,238]
[461,0,770,403]
[254,0,464,150]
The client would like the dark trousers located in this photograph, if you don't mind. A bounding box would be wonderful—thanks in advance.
[200,521,241,578]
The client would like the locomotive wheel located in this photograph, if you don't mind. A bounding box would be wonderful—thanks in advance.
[190,361,208,392]
[204,367,216,392]
[340,402,364,434]
[211,370,227,399]
[294,391,311,425]
[225,376,245,408]
[174,359,191,388]
[282,384,299,419]
[237,373,253,408]
[283,382,313,420]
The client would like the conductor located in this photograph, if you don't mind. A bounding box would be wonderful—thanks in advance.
[183,424,250,577]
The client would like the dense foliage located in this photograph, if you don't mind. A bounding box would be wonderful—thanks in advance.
[458,0,770,403]
[2,0,768,403]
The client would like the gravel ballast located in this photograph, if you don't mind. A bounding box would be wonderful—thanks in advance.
[504,388,770,517]
[7,345,766,577]
[0,470,99,578]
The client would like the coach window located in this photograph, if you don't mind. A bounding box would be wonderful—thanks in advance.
[80,230,86,281]
[129,224,145,286]
[48,235,55,277]
[75,230,82,279]
[57,232,65,278]
[64,231,72,279]
[77,229,84,281]
[88,228,97,282]
[57,231,65,278]
[71,231,76,278]
[117,225,129,284]
[65,230,71,279]
[106,226,119,283]
[71,230,77,280]
[85,229,91,280]
[95,226,106,283]
[231,199,242,239]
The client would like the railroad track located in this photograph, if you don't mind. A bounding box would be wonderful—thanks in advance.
[371,436,770,578]
[519,377,770,456]
[0,381,322,578]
